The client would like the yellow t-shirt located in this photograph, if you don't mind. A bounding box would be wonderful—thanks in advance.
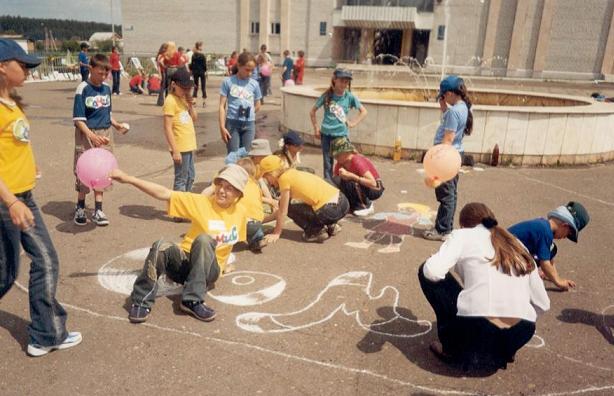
[278,168,338,210]
[163,94,197,153]
[0,99,36,194]
[168,192,247,272]
[240,177,265,222]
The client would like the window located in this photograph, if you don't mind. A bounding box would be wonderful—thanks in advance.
[250,22,259,35]
[319,22,327,36]
[271,22,281,35]
[437,25,445,40]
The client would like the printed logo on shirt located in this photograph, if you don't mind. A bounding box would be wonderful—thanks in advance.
[11,118,30,143]
[329,101,347,123]
[84,95,111,109]
[213,225,240,246]
[208,219,226,231]
[179,110,191,124]
[229,84,254,104]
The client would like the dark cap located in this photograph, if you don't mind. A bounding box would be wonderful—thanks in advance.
[438,75,463,98]
[547,201,590,243]
[283,131,303,146]
[333,68,353,80]
[170,68,194,88]
[0,39,41,68]
[330,137,356,157]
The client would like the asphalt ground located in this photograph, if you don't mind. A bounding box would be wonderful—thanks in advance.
[1,70,613,395]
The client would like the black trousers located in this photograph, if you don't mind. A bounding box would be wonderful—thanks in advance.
[418,263,536,368]
[287,193,350,236]
[192,72,206,98]
[333,176,384,211]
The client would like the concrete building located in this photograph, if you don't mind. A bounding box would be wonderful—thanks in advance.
[122,0,614,80]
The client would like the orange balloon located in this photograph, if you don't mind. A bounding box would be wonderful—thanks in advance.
[423,144,461,182]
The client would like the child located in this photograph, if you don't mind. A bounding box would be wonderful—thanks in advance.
[0,38,82,356]
[219,52,262,154]
[248,138,272,166]
[110,164,249,323]
[109,46,121,95]
[129,70,145,94]
[190,41,207,105]
[509,202,589,291]
[281,50,294,83]
[163,68,197,194]
[78,42,89,82]
[310,68,367,181]
[419,203,549,370]
[148,73,161,95]
[423,75,473,241]
[73,53,129,226]
[294,50,305,85]
[259,155,349,243]
[275,131,314,174]
[330,137,384,216]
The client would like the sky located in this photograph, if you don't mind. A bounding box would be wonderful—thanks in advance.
[2,0,122,24]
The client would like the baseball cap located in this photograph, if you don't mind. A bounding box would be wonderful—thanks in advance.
[258,155,284,177]
[330,137,356,157]
[249,139,272,156]
[170,68,194,88]
[547,201,590,243]
[0,39,41,68]
[438,75,463,98]
[283,131,304,146]
[214,164,248,194]
[333,68,353,80]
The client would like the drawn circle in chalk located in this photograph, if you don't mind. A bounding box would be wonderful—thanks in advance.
[97,248,286,306]
[525,334,545,348]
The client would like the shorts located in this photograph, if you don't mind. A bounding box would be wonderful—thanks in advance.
[74,126,114,193]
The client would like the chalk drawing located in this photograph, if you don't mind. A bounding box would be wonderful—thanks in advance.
[97,248,285,306]
[344,203,435,253]
[236,271,433,338]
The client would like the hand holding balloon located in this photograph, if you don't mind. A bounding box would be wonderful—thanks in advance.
[76,148,118,190]
[423,144,461,188]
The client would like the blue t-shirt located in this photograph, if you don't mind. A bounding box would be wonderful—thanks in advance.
[508,218,554,262]
[314,91,362,137]
[220,75,262,122]
[434,101,468,152]
[282,57,294,81]
[73,81,112,129]
[78,51,89,72]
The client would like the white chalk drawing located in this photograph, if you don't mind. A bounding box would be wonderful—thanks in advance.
[526,334,545,348]
[345,203,435,254]
[236,271,433,338]
[97,248,285,306]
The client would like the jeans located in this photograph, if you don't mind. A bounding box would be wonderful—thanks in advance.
[246,220,264,249]
[434,174,459,234]
[131,235,220,309]
[287,193,350,236]
[0,191,68,346]
[259,76,271,97]
[173,151,195,192]
[333,177,384,212]
[111,70,121,94]
[225,119,256,154]
[192,72,206,98]
[80,68,89,82]
[418,263,535,368]
[320,134,337,182]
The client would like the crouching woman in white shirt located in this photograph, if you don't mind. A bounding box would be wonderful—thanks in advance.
[418,202,550,370]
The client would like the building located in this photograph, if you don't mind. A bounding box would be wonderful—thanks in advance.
[122,0,614,80]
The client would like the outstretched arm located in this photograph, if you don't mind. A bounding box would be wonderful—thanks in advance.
[539,260,575,291]
[110,169,172,201]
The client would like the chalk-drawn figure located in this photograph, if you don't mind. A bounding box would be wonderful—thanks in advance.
[97,248,286,306]
[236,271,432,338]
[344,203,435,254]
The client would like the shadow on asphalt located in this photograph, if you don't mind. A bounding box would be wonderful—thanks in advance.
[558,308,614,345]
[118,204,170,222]
[41,201,96,234]
[0,310,29,352]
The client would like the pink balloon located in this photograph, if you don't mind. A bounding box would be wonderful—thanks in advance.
[76,148,118,190]
[423,144,461,183]
[260,64,271,77]
[284,79,295,87]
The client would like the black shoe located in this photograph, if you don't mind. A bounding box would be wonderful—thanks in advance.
[180,301,216,322]
[74,206,87,226]
[128,304,150,323]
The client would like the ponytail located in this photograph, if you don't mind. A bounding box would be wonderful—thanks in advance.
[454,82,473,136]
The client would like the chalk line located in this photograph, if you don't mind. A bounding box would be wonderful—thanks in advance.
[515,172,614,207]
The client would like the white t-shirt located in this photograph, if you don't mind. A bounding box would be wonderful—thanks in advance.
[423,224,550,322]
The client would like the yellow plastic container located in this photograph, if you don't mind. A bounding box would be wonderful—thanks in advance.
[392,136,402,161]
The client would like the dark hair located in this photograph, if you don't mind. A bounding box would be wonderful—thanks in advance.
[157,43,168,56]
[298,50,305,57]
[451,82,473,136]
[194,41,203,51]
[90,54,110,69]
[178,46,184,52]
[283,50,290,56]
[80,42,89,50]
[459,202,535,276]
[323,75,351,108]
[231,52,255,75]
[112,46,117,52]
[260,44,267,51]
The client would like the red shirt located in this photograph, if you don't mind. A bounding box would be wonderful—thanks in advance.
[294,57,305,84]
[334,154,380,179]
[110,52,121,71]
[168,52,184,67]
[148,75,161,91]
[129,75,143,88]
[227,57,237,73]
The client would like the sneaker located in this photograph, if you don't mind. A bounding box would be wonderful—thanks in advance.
[73,206,87,226]
[353,203,375,217]
[27,332,82,357]
[423,229,449,241]
[327,223,342,237]
[302,229,329,243]
[92,209,109,226]
[128,304,151,323]
[180,301,216,322]
[249,238,268,253]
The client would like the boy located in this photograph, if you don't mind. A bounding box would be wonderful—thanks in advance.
[78,42,89,82]
[281,50,294,83]
[109,164,249,323]
[509,201,590,291]
[73,54,129,226]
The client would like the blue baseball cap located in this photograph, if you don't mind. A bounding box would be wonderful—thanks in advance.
[0,39,41,68]
[438,75,463,98]
[334,68,353,80]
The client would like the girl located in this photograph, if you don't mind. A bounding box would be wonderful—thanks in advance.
[275,130,315,174]
[423,75,473,241]
[109,46,121,95]
[0,39,81,356]
[310,68,367,181]
[226,51,238,76]
[155,42,170,106]
[258,44,273,97]
[259,155,349,243]
[418,202,549,370]
[219,52,262,154]
[294,50,305,85]
[190,41,207,105]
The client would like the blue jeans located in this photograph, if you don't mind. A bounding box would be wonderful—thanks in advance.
[0,191,68,346]
[434,174,459,234]
[111,70,121,94]
[320,134,337,182]
[173,151,195,192]
[246,220,264,249]
[225,119,255,154]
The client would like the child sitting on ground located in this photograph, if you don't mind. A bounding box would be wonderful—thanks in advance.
[129,70,146,94]
[147,73,161,95]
